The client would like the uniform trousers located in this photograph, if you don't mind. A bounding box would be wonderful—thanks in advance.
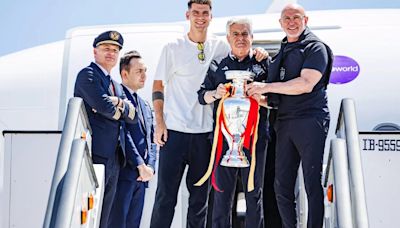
[92,146,122,228]
[109,178,146,228]
[212,132,267,228]
[150,130,212,228]
[274,117,329,228]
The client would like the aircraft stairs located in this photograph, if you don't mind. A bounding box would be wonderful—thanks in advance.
[2,98,104,228]
[295,98,400,228]
[2,97,400,228]
[42,97,104,228]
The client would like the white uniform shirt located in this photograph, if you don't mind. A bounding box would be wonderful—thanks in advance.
[154,33,230,133]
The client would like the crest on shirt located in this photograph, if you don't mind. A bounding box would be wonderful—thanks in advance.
[252,64,265,76]
[280,67,286,80]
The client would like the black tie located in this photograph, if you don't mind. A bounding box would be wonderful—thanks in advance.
[107,75,116,96]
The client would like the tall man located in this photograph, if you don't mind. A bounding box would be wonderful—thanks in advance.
[150,1,267,227]
[150,1,230,227]
[247,4,333,228]
[74,30,135,228]
[109,50,157,228]
[197,18,269,228]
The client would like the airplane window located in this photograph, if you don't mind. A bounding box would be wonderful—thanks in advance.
[373,123,400,131]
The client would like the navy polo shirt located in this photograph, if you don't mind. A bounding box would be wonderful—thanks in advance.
[276,33,330,120]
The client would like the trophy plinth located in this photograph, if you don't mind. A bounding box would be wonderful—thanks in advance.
[220,70,255,168]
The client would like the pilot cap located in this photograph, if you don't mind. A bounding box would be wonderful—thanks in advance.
[93,30,124,49]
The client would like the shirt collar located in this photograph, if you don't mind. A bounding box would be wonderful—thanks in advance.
[122,83,137,95]
[94,62,110,77]
[229,49,253,62]
[184,33,214,46]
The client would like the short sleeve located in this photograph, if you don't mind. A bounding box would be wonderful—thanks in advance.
[153,44,172,83]
[303,42,329,74]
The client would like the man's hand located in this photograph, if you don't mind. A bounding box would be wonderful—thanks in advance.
[109,96,119,106]
[250,93,262,102]
[246,81,269,97]
[137,164,154,182]
[154,119,168,146]
[109,96,124,108]
[215,83,228,99]
[253,47,269,62]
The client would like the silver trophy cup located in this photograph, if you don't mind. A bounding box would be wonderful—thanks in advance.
[220,70,255,168]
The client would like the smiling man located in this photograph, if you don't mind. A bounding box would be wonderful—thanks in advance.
[150,1,230,227]
[74,30,135,228]
[246,3,334,228]
[197,17,270,228]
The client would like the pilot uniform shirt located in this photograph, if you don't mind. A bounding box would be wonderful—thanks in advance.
[154,33,230,133]
[272,27,330,121]
[74,61,135,160]
[198,51,270,138]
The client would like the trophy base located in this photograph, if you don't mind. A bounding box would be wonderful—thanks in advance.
[220,154,249,168]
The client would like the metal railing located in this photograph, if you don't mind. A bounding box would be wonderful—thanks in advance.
[330,138,353,228]
[53,139,98,227]
[324,98,369,228]
[43,97,94,228]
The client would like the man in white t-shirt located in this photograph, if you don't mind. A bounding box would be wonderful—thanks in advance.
[150,1,267,227]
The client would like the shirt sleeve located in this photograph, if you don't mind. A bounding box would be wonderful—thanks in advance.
[303,42,329,74]
[197,60,219,105]
[214,40,230,63]
[74,68,122,121]
[153,44,173,84]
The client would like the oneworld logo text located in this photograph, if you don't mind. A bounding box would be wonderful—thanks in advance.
[330,55,360,84]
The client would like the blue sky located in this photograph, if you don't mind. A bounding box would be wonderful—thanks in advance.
[0,0,399,57]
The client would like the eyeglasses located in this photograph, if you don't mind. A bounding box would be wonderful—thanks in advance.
[197,42,205,63]
[281,15,304,23]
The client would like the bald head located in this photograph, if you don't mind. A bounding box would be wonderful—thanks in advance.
[281,3,306,17]
[279,3,308,42]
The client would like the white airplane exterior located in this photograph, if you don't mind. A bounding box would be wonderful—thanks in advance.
[1,5,400,228]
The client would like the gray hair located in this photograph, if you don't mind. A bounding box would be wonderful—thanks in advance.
[226,17,253,35]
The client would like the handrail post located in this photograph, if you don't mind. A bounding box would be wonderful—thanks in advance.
[43,97,91,228]
[331,139,353,228]
[341,99,369,228]
[43,98,83,228]
[54,139,86,228]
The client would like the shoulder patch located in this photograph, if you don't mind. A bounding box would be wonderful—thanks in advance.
[210,60,219,72]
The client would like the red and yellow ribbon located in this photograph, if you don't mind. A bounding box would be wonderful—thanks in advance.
[194,83,260,192]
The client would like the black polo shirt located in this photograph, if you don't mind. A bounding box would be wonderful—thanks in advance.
[273,28,330,120]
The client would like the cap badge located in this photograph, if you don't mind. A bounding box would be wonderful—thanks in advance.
[110,31,120,41]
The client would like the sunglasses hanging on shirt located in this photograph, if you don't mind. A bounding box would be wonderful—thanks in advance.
[197,42,205,64]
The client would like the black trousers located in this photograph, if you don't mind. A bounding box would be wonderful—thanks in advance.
[92,147,122,228]
[212,133,267,228]
[274,118,329,228]
[263,110,282,228]
[150,130,212,228]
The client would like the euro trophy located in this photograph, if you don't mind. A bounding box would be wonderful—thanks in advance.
[220,70,255,168]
